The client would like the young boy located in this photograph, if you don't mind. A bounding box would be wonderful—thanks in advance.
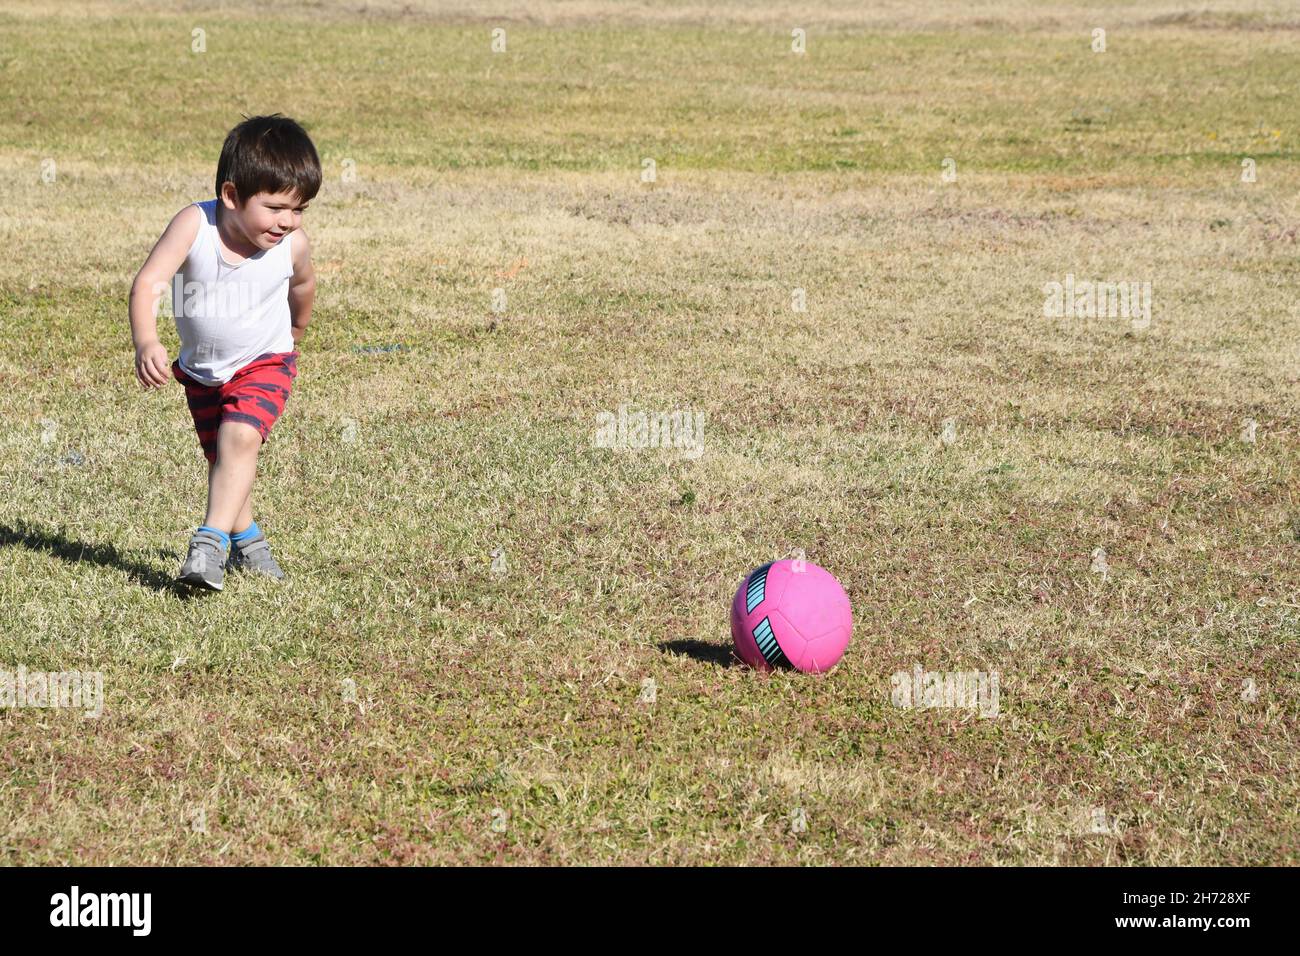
[129,114,320,590]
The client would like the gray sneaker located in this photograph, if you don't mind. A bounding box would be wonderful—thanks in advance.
[177,528,228,591]
[226,530,285,580]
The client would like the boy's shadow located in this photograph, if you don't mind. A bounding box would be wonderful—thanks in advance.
[0,520,189,594]
[658,639,737,667]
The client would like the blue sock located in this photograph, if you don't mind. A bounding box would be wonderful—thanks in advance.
[231,521,261,545]
[198,525,231,550]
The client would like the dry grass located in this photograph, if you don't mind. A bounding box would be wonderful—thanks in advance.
[0,1,1296,865]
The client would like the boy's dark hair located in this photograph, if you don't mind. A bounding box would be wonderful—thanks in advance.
[215,114,322,205]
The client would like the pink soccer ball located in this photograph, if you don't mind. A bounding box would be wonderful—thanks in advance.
[730,560,852,673]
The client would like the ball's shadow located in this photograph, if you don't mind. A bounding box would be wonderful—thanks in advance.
[658,639,738,667]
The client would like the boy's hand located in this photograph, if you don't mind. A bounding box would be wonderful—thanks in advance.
[135,340,170,389]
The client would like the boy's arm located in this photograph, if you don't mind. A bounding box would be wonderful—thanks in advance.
[288,228,315,347]
[130,205,200,348]
[129,204,201,387]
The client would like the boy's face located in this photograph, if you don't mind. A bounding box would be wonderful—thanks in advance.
[220,183,310,249]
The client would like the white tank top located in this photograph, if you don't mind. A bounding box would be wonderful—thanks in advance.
[172,199,295,386]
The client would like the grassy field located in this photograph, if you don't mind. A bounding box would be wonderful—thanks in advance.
[0,0,1297,865]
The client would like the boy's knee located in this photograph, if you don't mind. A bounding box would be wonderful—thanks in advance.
[217,421,263,454]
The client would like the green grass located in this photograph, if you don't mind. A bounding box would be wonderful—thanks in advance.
[0,0,1297,864]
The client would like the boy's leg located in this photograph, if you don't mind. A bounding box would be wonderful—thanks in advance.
[202,421,262,532]
[233,491,254,534]
[207,461,255,533]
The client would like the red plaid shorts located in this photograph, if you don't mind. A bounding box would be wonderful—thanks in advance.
[172,351,300,464]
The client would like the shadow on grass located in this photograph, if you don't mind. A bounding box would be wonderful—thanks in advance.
[658,639,738,667]
[0,519,194,595]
